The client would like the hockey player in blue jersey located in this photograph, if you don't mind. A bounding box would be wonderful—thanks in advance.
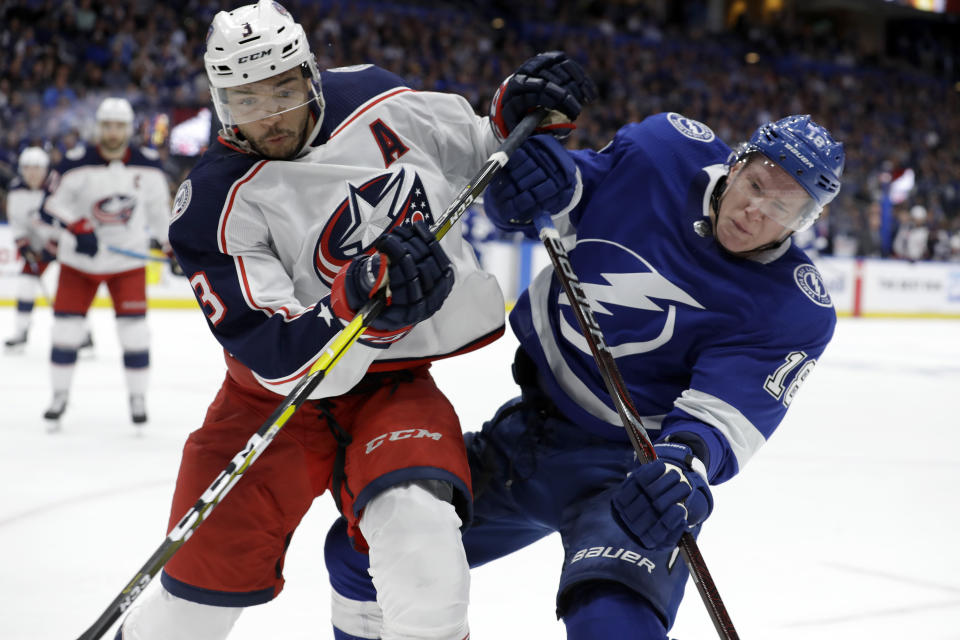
[114,1,595,639]
[324,112,844,638]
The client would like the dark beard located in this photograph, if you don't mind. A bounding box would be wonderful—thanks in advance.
[248,122,309,160]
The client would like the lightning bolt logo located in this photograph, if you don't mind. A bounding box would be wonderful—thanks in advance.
[557,239,704,357]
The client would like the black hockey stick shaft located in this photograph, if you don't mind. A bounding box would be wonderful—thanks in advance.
[533,215,740,640]
[75,110,545,640]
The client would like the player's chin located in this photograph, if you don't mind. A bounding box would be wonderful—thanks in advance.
[253,136,296,159]
[716,222,754,253]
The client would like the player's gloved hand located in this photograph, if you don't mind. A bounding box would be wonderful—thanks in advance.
[489,51,597,141]
[484,135,578,236]
[611,443,714,550]
[15,238,40,266]
[67,219,98,257]
[162,242,185,276]
[41,239,58,263]
[331,221,454,341]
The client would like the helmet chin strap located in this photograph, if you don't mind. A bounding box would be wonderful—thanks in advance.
[703,174,792,258]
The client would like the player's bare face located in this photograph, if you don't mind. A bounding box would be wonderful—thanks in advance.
[230,69,311,160]
[99,121,130,155]
[715,159,810,254]
[21,165,46,190]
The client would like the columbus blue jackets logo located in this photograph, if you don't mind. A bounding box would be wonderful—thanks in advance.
[92,194,137,225]
[314,168,435,283]
[557,239,704,356]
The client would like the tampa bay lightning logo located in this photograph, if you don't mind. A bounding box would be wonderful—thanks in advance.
[794,264,833,307]
[313,168,435,284]
[92,194,137,225]
[667,113,715,142]
[557,239,704,356]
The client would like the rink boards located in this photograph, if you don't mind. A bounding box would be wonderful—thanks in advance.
[2,223,960,318]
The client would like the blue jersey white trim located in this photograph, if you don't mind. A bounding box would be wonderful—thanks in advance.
[510,113,836,483]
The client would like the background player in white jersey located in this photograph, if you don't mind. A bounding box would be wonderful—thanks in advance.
[115,2,595,639]
[41,96,173,430]
[4,146,95,352]
[4,146,58,348]
[324,114,844,638]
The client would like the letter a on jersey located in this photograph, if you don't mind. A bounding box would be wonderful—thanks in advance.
[370,119,409,167]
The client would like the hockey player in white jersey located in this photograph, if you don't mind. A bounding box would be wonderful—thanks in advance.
[41,96,173,429]
[4,146,95,352]
[4,146,57,349]
[323,113,844,638]
[114,2,595,639]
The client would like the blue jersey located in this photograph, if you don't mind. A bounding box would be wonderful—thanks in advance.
[511,113,837,483]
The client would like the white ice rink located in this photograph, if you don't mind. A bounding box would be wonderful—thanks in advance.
[1,306,958,640]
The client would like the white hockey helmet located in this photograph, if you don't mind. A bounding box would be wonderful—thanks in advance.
[96,97,134,124]
[18,146,50,171]
[204,0,323,134]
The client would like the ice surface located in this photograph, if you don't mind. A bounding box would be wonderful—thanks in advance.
[1,307,958,639]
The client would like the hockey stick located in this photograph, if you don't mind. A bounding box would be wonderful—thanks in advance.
[107,245,171,262]
[532,214,740,640]
[23,255,55,305]
[74,110,544,640]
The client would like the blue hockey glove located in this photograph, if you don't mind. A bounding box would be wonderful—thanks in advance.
[489,51,597,141]
[484,135,578,236]
[331,221,454,339]
[41,239,58,263]
[611,443,714,550]
[68,219,98,257]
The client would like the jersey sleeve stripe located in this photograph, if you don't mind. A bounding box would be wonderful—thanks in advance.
[217,159,270,254]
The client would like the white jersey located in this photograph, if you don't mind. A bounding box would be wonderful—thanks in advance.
[169,65,506,399]
[5,178,54,251]
[43,145,171,274]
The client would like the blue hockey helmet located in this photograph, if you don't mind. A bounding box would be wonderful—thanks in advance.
[731,115,844,232]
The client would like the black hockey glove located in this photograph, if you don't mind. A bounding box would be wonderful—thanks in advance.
[15,238,41,266]
[162,243,185,277]
[611,443,713,550]
[484,135,578,237]
[331,221,454,340]
[67,219,98,257]
[489,51,597,141]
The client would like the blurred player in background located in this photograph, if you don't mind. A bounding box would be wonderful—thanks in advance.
[324,113,844,639]
[4,146,94,352]
[4,146,57,349]
[40,96,174,431]
[113,1,595,638]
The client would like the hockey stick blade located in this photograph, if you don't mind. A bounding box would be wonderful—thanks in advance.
[75,110,545,640]
[533,214,740,640]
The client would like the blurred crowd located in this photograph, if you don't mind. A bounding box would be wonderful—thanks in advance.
[1,0,959,261]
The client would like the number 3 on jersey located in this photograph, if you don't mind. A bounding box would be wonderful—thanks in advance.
[190,272,227,326]
[764,351,817,407]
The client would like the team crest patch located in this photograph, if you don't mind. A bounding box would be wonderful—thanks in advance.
[313,169,435,284]
[172,179,192,222]
[794,264,832,307]
[93,194,136,225]
[667,113,715,142]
